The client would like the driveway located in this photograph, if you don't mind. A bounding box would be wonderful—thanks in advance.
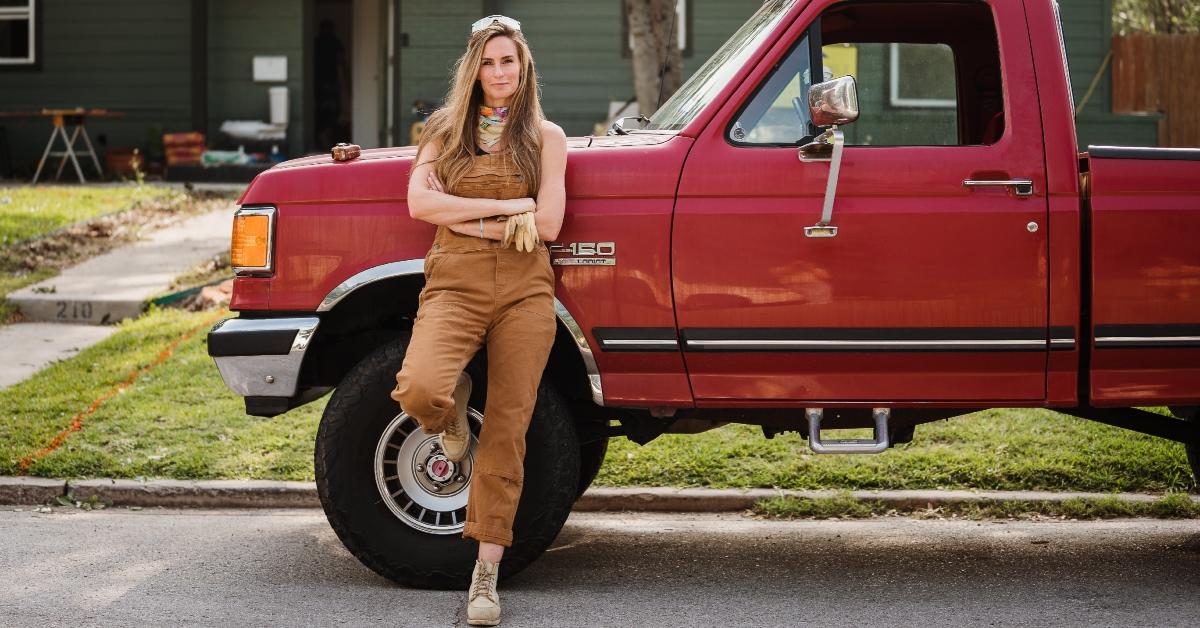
[0,509,1197,626]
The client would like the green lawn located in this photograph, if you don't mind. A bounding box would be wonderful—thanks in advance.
[1,307,1194,493]
[597,409,1194,493]
[0,184,177,247]
[0,307,320,480]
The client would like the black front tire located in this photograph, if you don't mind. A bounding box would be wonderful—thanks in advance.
[314,335,581,590]
[576,436,609,499]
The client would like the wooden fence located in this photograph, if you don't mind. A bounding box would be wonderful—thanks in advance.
[1111,34,1200,147]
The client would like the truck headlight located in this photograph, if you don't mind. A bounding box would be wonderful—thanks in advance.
[231,205,275,274]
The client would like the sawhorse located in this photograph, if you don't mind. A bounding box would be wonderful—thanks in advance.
[32,110,106,184]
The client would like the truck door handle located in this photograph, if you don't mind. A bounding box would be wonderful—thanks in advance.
[962,178,1034,197]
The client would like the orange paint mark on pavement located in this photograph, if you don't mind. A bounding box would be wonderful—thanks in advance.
[17,309,228,474]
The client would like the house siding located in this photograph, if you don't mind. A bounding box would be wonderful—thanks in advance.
[207,0,305,157]
[0,0,193,172]
[1060,0,1158,148]
[504,0,634,137]
[397,0,483,143]
[396,0,760,139]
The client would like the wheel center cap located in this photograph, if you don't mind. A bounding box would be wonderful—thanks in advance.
[425,455,455,483]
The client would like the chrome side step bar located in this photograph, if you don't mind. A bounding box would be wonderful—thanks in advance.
[805,408,891,454]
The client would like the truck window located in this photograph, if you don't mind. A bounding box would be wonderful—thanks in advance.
[728,33,815,145]
[832,41,959,145]
[643,0,798,132]
[728,0,1004,147]
[821,1,1004,146]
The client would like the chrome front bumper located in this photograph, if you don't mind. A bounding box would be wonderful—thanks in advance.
[207,316,320,398]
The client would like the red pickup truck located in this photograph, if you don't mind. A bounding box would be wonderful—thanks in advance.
[208,0,1200,588]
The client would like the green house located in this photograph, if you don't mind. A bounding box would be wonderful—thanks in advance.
[0,0,1156,178]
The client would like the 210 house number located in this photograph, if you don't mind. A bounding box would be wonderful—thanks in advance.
[56,301,94,320]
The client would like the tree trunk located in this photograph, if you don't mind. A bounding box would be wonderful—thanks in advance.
[625,0,683,117]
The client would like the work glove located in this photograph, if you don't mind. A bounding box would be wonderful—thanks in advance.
[502,211,540,252]
[517,212,539,252]
[501,213,518,249]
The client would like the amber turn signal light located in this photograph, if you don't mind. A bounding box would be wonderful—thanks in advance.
[231,209,274,271]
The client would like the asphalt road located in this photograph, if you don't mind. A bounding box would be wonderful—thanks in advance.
[1,508,1197,626]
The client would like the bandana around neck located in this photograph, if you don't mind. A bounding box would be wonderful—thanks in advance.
[478,105,509,148]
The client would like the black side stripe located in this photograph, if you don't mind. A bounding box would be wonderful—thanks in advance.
[1088,145,1200,161]
[1095,324,1200,349]
[682,327,1068,353]
[592,327,678,352]
[1050,325,1075,351]
[593,326,1084,353]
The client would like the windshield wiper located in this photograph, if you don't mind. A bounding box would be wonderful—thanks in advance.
[608,114,650,136]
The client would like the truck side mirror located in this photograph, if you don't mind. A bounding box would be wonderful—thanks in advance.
[798,75,859,238]
[808,75,859,127]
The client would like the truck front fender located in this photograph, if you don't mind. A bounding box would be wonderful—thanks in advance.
[318,259,605,406]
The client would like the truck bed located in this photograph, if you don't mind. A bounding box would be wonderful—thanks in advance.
[1085,146,1200,405]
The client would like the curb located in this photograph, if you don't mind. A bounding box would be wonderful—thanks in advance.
[2,477,1197,510]
[68,478,318,509]
[576,487,1200,511]
[0,477,64,505]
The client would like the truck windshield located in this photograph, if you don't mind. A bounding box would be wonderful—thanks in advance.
[642,0,799,132]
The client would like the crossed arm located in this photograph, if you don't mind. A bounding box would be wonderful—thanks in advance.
[406,121,568,242]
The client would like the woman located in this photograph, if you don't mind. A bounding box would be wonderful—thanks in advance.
[389,14,567,627]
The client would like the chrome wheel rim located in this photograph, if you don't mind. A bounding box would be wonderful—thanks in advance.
[374,405,482,534]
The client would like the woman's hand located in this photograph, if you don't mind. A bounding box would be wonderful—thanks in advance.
[425,172,445,193]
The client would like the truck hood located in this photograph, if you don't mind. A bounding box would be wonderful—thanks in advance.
[238,132,678,206]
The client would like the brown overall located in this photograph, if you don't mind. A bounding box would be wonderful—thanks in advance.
[390,150,556,547]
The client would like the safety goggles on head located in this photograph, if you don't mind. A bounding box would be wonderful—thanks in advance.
[471,14,521,34]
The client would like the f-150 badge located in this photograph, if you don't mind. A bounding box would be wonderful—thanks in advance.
[548,242,615,266]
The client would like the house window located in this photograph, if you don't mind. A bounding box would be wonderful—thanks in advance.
[888,43,956,108]
[622,0,692,58]
[0,0,36,66]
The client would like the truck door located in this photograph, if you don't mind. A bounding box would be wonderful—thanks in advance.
[672,0,1051,402]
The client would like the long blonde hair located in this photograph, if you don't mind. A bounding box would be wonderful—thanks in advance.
[416,22,544,195]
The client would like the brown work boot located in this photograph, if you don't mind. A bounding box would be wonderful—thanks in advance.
[466,558,501,626]
[440,371,472,462]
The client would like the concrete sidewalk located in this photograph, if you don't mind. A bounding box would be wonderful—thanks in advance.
[0,323,119,388]
[8,208,233,324]
[1,205,235,388]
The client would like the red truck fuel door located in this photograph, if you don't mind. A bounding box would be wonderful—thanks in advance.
[671,0,1050,403]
